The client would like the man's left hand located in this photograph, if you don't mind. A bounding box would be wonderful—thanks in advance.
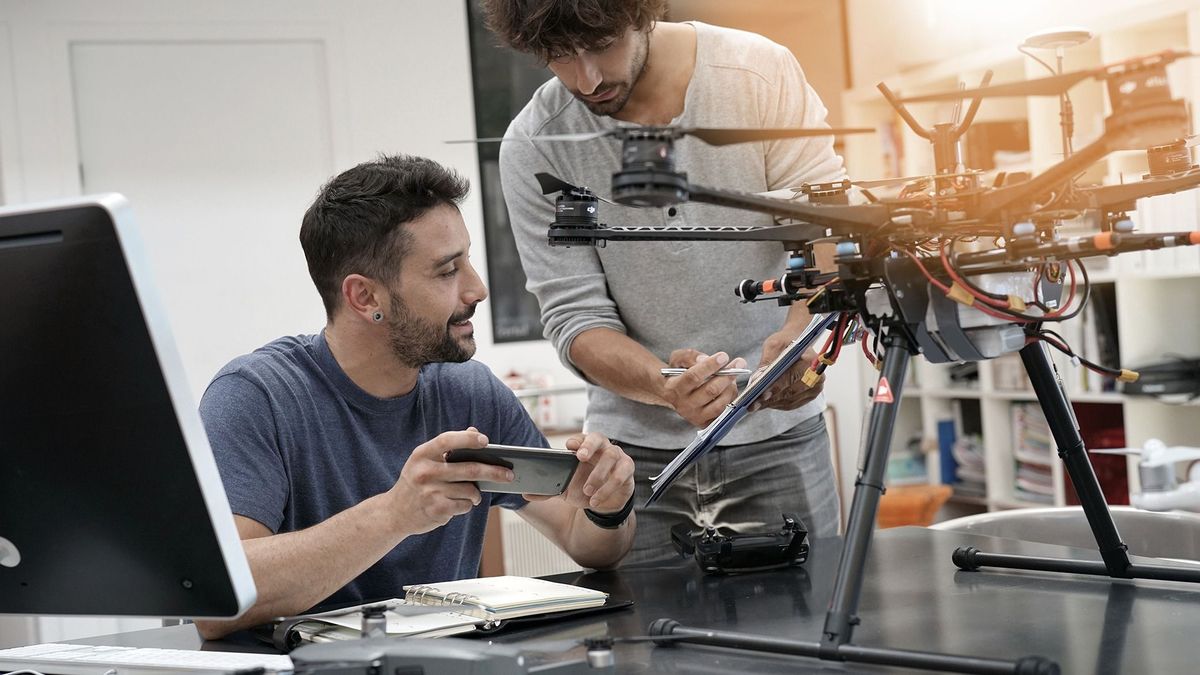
[750,329,824,412]
[525,432,633,513]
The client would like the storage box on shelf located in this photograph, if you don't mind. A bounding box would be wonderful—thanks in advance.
[840,2,1200,520]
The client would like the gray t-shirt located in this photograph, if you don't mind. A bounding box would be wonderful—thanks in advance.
[199,332,535,609]
[500,22,847,449]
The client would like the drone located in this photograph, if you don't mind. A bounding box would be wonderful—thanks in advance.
[535,48,1200,372]
[459,45,1200,675]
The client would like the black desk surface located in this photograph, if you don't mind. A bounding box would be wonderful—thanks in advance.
[78,527,1200,674]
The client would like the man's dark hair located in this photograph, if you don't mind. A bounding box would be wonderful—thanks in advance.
[300,154,469,319]
[481,0,667,63]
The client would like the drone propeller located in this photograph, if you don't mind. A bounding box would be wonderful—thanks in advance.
[449,125,873,147]
[534,172,619,205]
[535,172,580,195]
[1092,440,1200,467]
[897,49,1195,103]
[678,126,873,146]
[448,130,611,145]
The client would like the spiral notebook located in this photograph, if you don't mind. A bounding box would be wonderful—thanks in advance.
[403,575,609,620]
[270,576,611,645]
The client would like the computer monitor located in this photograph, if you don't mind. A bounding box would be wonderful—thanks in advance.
[0,194,256,619]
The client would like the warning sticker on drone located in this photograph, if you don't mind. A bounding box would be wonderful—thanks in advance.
[873,377,895,404]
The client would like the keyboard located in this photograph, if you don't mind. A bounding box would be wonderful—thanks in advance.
[0,643,294,674]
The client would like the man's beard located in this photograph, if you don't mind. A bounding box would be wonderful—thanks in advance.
[386,296,477,368]
[578,32,650,117]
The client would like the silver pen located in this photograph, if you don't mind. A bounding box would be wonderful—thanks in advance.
[660,367,752,377]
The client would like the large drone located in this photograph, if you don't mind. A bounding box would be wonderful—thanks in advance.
[467,46,1200,675]
[535,48,1199,371]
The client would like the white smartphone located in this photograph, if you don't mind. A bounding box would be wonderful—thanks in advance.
[444,444,579,496]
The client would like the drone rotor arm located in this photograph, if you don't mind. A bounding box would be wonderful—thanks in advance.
[559,223,831,244]
[687,183,888,234]
[978,133,1111,217]
[1079,170,1200,209]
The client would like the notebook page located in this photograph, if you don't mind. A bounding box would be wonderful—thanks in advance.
[314,603,480,637]
[404,576,607,613]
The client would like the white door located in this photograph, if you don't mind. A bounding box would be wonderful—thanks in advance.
[72,39,335,397]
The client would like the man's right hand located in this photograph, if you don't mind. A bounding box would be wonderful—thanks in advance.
[388,427,514,535]
[661,349,747,428]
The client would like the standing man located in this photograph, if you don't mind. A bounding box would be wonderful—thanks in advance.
[195,155,635,638]
[483,0,846,563]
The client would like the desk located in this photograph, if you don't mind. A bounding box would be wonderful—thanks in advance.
[75,527,1200,674]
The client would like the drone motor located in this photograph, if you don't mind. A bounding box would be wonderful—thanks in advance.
[1146,139,1196,178]
[548,185,603,247]
[611,129,690,208]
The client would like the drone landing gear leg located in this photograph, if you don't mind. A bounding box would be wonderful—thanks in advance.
[650,335,1058,674]
[951,341,1200,583]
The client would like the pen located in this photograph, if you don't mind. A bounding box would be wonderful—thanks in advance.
[660,367,752,377]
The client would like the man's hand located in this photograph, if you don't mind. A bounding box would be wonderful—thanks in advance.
[751,330,824,412]
[388,427,514,535]
[527,432,634,513]
[662,349,748,427]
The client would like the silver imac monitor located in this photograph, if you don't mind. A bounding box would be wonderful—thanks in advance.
[0,194,255,619]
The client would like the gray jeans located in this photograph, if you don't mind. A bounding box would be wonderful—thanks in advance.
[616,413,839,566]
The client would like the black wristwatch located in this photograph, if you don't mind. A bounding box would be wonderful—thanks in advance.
[584,493,635,529]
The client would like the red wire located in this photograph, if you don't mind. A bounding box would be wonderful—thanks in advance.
[861,335,878,365]
[939,240,1009,309]
[831,314,849,361]
[937,240,1081,322]
[898,248,1023,322]
[810,313,846,371]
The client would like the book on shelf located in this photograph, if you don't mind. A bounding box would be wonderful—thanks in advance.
[951,433,987,496]
[936,419,958,485]
[886,433,928,485]
[273,576,611,644]
[1012,402,1057,504]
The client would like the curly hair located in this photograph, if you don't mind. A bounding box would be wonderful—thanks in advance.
[480,0,668,62]
[300,154,469,319]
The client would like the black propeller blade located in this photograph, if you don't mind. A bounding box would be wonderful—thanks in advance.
[447,130,611,144]
[897,69,1099,103]
[679,126,874,146]
[535,172,620,205]
[897,49,1195,103]
[535,172,580,195]
[450,125,872,147]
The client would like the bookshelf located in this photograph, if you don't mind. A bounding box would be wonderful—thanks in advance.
[840,2,1200,518]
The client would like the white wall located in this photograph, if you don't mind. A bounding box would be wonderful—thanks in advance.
[0,0,573,403]
[847,0,1200,87]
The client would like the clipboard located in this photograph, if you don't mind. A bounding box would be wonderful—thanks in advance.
[647,312,840,505]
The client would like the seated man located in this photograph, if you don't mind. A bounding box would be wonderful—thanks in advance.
[195,154,635,639]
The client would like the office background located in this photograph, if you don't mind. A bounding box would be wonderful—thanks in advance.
[1,0,1196,649]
